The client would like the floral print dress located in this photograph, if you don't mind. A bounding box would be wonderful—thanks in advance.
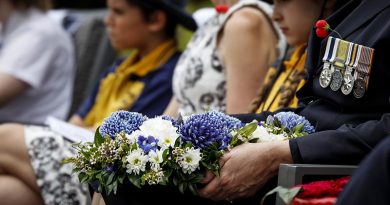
[25,126,90,205]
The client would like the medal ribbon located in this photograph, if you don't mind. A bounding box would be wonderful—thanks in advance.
[333,40,349,68]
[322,37,339,63]
[356,46,375,89]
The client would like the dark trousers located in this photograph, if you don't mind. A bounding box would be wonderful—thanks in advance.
[336,136,390,205]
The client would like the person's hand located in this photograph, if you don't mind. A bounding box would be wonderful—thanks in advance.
[199,141,292,201]
[210,0,239,7]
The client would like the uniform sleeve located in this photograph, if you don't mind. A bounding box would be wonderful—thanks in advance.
[290,113,390,165]
[0,30,57,88]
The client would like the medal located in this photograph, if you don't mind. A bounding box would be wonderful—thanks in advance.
[353,77,366,98]
[330,40,349,91]
[353,46,375,98]
[320,37,339,88]
[330,70,343,91]
[342,43,362,95]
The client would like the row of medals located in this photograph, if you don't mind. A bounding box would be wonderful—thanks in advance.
[318,38,373,99]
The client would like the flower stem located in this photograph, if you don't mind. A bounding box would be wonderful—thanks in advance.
[328,28,343,39]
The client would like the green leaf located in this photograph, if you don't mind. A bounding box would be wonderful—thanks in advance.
[106,172,115,185]
[173,176,179,186]
[128,175,141,189]
[174,137,181,147]
[188,184,198,195]
[261,186,301,205]
[162,149,169,161]
[178,182,188,194]
[94,127,104,146]
[118,174,125,184]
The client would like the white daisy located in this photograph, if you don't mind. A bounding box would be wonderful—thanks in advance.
[125,149,148,175]
[177,147,202,174]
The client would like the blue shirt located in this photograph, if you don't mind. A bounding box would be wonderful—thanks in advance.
[77,52,180,118]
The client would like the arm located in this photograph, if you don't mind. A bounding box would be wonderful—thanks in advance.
[0,74,28,107]
[291,113,390,165]
[163,97,179,118]
[219,7,278,114]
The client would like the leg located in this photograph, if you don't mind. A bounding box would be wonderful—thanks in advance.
[0,124,42,197]
[0,124,41,192]
[92,193,107,205]
[0,176,44,205]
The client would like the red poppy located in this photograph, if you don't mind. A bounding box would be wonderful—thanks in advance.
[315,20,331,38]
[215,4,229,14]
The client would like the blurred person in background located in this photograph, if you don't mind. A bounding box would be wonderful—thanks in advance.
[0,0,196,204]
[164,0,283,117]
[0,0,75,124]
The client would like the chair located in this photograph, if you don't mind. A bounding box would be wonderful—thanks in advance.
[67,10,117,117]
[275,164,357,205]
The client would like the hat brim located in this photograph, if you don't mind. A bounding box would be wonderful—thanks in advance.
[157,1,198,31]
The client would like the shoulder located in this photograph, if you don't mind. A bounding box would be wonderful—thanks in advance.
[225,7,268,32]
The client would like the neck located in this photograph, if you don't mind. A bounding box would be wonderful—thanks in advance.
[137,35,173,58]
[0,2,13,25]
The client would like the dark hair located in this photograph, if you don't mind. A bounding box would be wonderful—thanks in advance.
[12,0,51,11]
[125,0,178,38]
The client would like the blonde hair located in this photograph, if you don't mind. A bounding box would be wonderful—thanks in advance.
[12,0,51,11]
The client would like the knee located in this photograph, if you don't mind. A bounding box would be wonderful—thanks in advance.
[0,123,25,149]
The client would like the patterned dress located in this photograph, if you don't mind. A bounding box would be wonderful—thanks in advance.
[25,126,90,205]
[172,0,280,116]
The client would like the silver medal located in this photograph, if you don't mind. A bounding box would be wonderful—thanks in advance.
[341,72,355,95]
[353,78,366,98]
[319,63,332,88]
[330,69,343,91]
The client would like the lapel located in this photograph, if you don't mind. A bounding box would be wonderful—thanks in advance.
[309,0,390,75]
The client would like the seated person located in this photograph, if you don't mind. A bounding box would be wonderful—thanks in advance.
[0,0,74,124]
[0,0,196,204]
[200,0,390,203]
[164,0,283,117]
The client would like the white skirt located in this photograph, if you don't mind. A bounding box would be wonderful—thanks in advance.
[24,125,90,205]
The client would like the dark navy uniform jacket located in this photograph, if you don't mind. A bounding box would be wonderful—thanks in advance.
[238,0,390,165]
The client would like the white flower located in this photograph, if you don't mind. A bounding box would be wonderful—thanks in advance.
[256,126,287,142]
[139,117,179,148]
[125,149,148,175]
[126,130,143,144]
[176,147,202,174]
[148,149,165,171]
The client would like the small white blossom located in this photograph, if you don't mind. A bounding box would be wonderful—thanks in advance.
[139,117,179,148]
[126,130,143,144]
[256,126,287,142]
[125,149,148,175]
[148,149,165,171]
[176,147,202,174]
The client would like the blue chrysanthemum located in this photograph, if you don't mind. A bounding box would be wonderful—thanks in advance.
[180,111,242,150]
[274,112,315,134]
[161,115,180,128]
[99,111,147,138]
[137,135,159,154]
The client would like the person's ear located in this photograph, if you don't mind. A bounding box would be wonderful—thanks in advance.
[147,10,167,33]
[323,0,337,18]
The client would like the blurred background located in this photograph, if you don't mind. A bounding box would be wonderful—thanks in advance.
[48,0,213,116]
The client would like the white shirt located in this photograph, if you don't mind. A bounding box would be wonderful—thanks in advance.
[0,8,75,124]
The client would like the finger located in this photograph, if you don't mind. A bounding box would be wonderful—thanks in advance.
[201,171,215,184]
[220,151,232,168]
[198,177,221,199]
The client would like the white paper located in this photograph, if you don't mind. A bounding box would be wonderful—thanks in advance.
[46,117,94,143]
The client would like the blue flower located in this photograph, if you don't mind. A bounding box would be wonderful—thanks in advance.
[137,135,159,154]
[161,115,180,128]
[274,112,315,134]
[180,111,242,150]
[99,111,147,139]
